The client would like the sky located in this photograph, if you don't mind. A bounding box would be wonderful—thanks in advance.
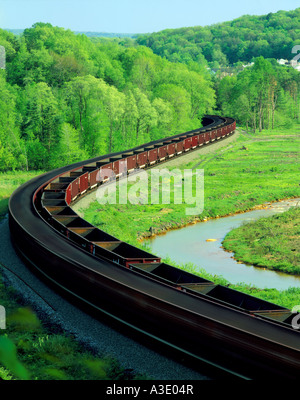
[0,0,299,33]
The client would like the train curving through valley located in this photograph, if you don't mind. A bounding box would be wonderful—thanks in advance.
[8,115,300,379]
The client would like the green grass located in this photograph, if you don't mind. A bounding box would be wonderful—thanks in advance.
[0,271,147,380]
[0,171,45,219]
[246,124,300,137]
[222,206,300,275]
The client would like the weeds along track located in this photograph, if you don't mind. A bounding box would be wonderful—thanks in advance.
[8,116,300,380]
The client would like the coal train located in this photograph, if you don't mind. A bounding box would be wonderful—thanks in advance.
[9,115,300,379]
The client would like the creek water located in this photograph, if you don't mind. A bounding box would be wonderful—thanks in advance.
[144,198,300,290]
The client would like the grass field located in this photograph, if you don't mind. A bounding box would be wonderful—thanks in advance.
[0,171,45,219]
[222,206,300,275]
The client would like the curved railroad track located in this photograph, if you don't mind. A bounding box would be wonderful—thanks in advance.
[8,115,300,380]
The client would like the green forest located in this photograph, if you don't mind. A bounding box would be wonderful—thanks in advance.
[0,7,299,172]
[136,8,300,66]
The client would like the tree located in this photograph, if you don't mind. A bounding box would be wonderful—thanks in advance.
[132,88,157,143]
[152,98,173,135]
[101,84,125,152]
[64,75,126,155]
[251,57,274,131]
[22,82,61,168]
[121,90,138,147]
[6,39,30,86]
[154,83,191,131]
[0,75,26,170]
[52,123,87,167]
[49,53,86,87]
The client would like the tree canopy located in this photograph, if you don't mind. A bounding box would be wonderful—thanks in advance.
[137,8,300,66]
[0,23,215,171]
[0,8,299,172]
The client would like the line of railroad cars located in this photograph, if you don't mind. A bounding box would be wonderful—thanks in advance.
[39,196,162,268]
[44,119,235,205]
[39,118,235,271]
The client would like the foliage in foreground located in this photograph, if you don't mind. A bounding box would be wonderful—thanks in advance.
[0,274,147,380]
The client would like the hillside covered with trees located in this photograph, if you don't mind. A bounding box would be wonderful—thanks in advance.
[0,7,299,172]
[137,8,300,67]
[135,7,300,135]
[0,23,215,171]
[216,56,300,131]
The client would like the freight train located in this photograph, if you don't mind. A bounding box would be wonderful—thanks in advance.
[9,115,300,379]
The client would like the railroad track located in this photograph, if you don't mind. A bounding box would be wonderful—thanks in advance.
[9,115,300,380]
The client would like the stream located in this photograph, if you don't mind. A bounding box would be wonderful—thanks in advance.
[144,198,300,290]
